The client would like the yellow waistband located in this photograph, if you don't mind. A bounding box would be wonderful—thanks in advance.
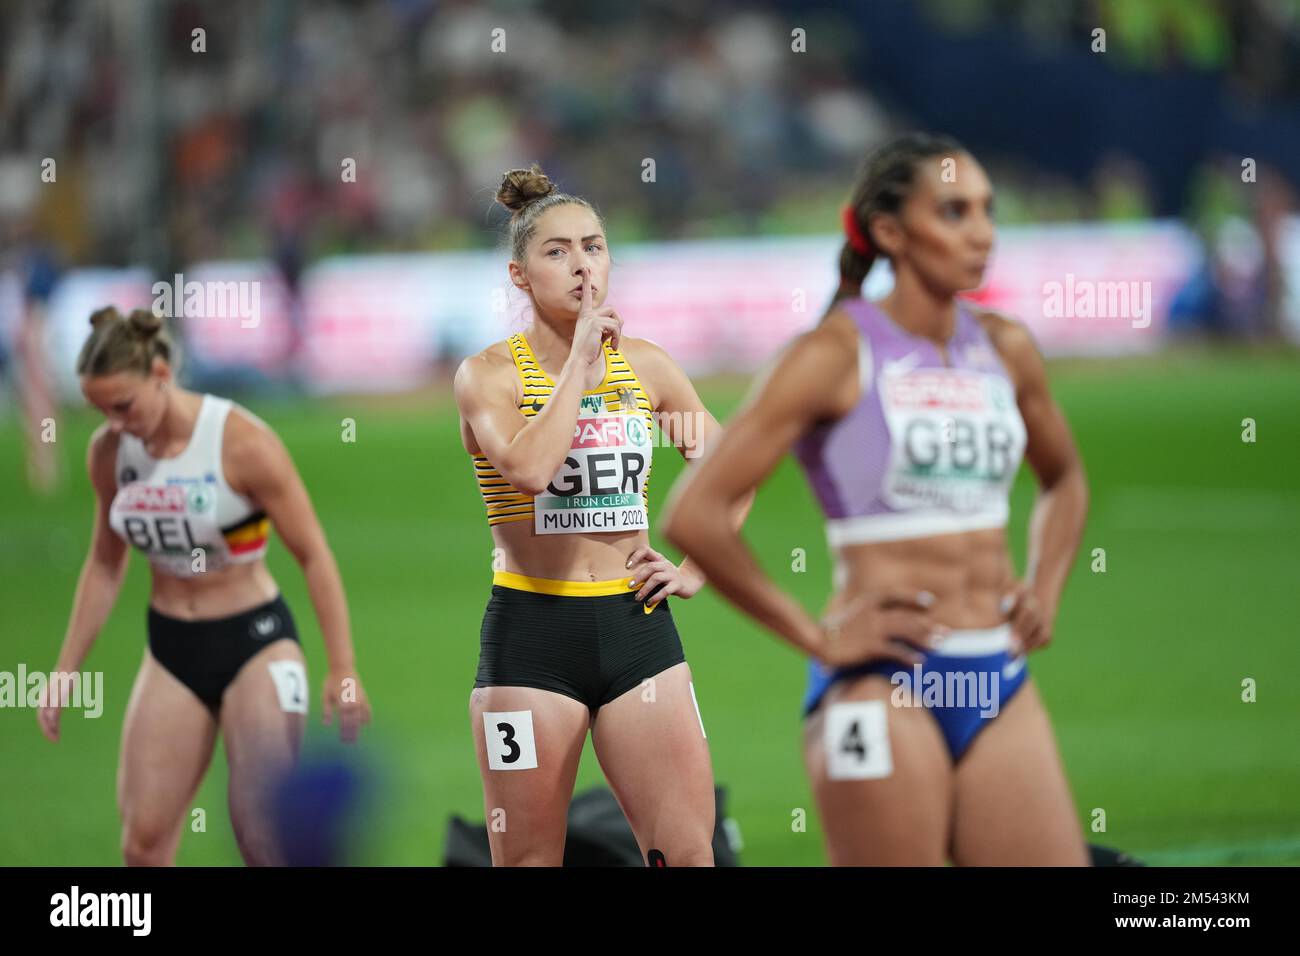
[492,569,638,597]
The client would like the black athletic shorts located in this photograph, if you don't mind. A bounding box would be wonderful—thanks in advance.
[147,593,301,715]
[475,571,687,712]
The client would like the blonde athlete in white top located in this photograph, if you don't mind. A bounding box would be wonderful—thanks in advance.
[41,306,371,866]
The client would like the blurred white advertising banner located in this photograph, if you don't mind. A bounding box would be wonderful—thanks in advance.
[8,218,1209,401]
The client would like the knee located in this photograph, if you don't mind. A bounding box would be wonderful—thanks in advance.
[648,842,715,867]
[647,825,716,867]
[488,820,568,867]
[121,822,174,867]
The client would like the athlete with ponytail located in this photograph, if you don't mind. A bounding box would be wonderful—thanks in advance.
[40,306,371,865]
[663,133,1090,865]
[455,164,751,866]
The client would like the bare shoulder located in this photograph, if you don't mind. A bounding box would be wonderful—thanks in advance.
[764,306,862,419]
[811,305,864,355]
[973,308,1038,355]
[616,336,677,402]
[453,338,519,408]
[88,421,120,462]
[972,309,1046,389]
[87,422,121,494]
[222,400,291,488]
[616,335,672,364]
[225,400,278,446]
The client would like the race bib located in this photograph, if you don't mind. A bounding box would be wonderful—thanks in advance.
[111,477,224,574]
[534,390,652,535]
[879,367,1025,513]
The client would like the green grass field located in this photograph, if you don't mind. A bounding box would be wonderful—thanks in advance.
[2,348,1298,866]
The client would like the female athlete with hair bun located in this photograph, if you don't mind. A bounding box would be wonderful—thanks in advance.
[40,306,371,865]
[455,164,752,866]
[664,133,1091,865]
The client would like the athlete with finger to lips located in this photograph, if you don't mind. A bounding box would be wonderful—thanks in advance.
[455,164,754,866]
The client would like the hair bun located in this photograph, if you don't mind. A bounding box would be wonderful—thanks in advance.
[126,309,163,339]
[496,163,557,214]
[88,306,120,328]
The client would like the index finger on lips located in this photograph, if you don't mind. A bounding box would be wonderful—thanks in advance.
[581,269,592,313]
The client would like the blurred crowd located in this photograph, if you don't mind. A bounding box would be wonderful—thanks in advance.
[1,0,897,272]
[0,0,1297,339]
[925,0,1300,97]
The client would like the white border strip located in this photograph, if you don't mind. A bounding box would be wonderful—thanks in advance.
[826,506,1008,547]
[930,624,1014,657]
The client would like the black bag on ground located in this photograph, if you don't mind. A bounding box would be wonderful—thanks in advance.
[1088,843,1145,866]
[444,785,740,866]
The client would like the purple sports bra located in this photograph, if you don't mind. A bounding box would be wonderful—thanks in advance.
[792,298,1027,546]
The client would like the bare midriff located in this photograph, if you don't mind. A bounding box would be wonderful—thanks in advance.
[825,526,1016,629]
[148,560,279,620]
[489,520,650,583]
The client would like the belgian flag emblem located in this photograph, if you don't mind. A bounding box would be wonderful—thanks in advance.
[222,511,270,556]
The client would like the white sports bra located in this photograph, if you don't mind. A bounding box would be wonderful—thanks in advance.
[108,394,270,577]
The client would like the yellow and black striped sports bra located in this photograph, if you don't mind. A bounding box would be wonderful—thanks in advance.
[473,331,656,530]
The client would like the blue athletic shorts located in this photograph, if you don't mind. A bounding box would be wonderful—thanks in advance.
[802,624,1027,762]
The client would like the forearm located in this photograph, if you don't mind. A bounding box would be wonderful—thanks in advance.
[676,486,755,584]
[666,497,824,658]
[501,359,588,489]
[1025,465,1089,615]
[301,549,356,671]
[56,558,126,672]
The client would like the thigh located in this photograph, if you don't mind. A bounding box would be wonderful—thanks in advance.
[221,638,308,787]
[469,684,590,866]
[951,677,1088,866]
[589,662,715,865]
[220,638,308,866]
[118,650,220,837]
[802,674,953,866]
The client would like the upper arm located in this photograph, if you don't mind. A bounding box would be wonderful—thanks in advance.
[86,426,127,568]
[665,317,859,512]
[624,337,719,461]
[224,408,327,564]
[984,314,1082,489]
[453,350,528,470]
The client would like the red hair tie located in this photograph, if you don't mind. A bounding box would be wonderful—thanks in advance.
[841,205,872,256]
